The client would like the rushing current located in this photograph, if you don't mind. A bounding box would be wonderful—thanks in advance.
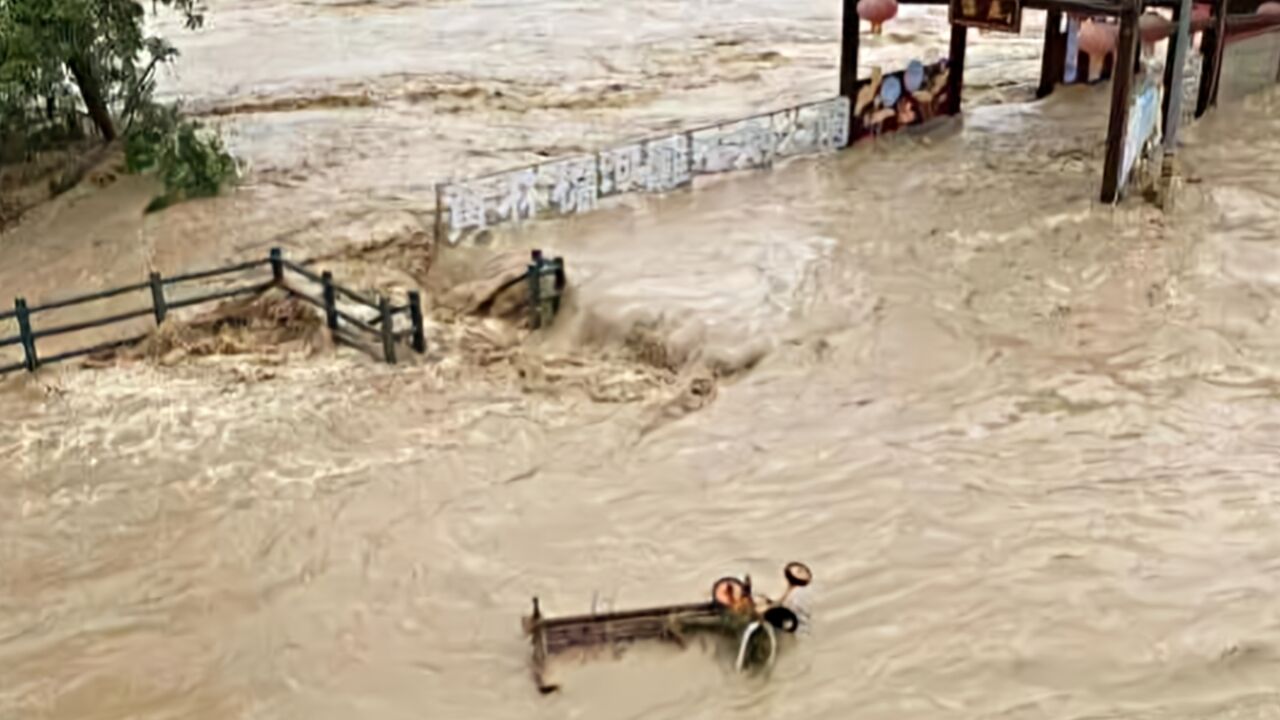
[3,1,1280,719]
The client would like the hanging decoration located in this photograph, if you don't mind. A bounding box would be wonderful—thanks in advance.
[858,0,899,35]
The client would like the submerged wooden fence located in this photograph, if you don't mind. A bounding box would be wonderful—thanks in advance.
[527,250,566,331]
[0,247,429,375]
[0,247,568,377]
[270,249,426,366]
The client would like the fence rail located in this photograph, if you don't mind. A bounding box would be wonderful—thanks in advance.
[1,246,567,377]
[527,250,566,331]
[25,278,154,314]
[0,247,433,376]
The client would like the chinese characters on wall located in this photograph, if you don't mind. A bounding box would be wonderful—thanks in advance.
[691,97,851,174]
[437,158,599,246]
[599,134,693,197]
[438,97,851,246]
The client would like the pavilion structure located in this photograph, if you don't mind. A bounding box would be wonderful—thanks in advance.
[838,0,1280,202]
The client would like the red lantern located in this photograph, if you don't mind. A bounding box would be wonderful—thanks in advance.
[1078,19,1118,77]
[858,0,899,35]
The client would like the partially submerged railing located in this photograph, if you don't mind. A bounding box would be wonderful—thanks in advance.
[269,249,426,366]
[0,258,278,375]
[1,246,570,377]
[527,250,566,331]
[0,247,428,375]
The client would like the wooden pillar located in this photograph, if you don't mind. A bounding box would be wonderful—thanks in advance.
[840,0,861,147]
[840,0,861,99]
[1038,10,1067,99]
[1196,0,1229,116]
[1101,5,1142,203]
[947,23,969,115]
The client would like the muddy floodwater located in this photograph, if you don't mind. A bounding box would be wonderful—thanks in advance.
[4,1,1280,719]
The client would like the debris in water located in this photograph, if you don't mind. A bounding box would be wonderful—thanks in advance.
[522,561,812,693]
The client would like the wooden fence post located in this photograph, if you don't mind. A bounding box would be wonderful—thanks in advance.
[321,271,339,332]
[408,290,426,354]
[379,296,396,365]
[270,247,284,284]
[148,271,168,324]
[527,250,544,330]
[14,298,37,372]
[551,257,566,318]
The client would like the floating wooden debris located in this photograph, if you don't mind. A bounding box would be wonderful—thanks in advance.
[521,562,812,693]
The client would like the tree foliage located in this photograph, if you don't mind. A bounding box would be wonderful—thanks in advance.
[2,1,203,138]
[126,101,237,212]
[1,0,235,210]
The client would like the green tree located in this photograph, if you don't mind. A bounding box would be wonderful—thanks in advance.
[1,1,236,212]
[0,0,204,141]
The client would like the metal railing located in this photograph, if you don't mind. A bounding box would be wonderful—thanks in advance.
[1,246,569,376]
[527,250,566,331]
[270,249,426,365]
[0,247,428,375]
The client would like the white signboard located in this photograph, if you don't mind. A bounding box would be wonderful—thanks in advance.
[437,96,850,245]
[775,96,851,160]
[692,116,777,174]
[1064,17,1081,83]
[691,97,850,175]
[437,156,600,246]
[1121,81,1163,192]
[598,134,693,197]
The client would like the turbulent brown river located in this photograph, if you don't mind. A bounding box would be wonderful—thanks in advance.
[4,1,1280,719]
